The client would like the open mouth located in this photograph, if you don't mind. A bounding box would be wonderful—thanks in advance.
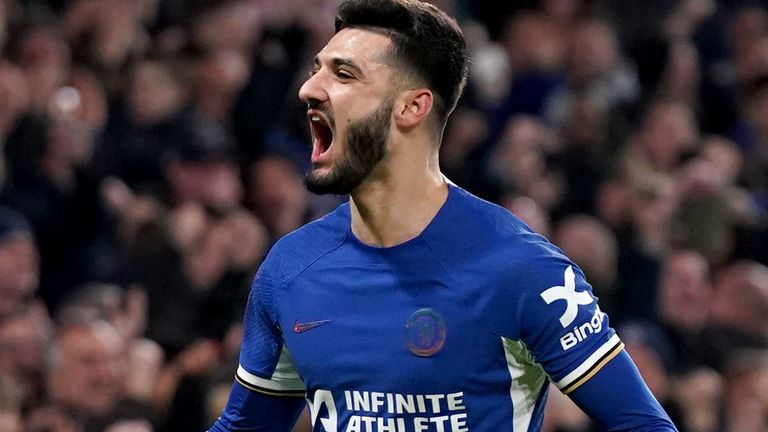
[309,112,334,160]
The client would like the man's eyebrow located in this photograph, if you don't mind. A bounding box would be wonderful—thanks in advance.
[313,55,365,76]
[331,57,363,75]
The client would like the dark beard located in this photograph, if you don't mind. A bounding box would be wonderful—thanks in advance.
[304,99,393,195]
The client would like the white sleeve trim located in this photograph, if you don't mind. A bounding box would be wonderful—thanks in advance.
[237,345,305,394]
[555,334,623,393]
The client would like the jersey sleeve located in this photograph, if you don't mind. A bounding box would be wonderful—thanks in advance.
[511,252,623,394]
[496,245,677,429]
[569,350,678,431]
[208,263,307,431]
[236,269,306,396]
[208,380,305,431]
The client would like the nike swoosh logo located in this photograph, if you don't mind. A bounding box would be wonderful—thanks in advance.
[293,319,332,333]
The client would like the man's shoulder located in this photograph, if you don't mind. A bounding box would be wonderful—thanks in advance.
[262,203,350,280]
[277,203,349,246]
[449,186,529,232]
[440,186,557,260]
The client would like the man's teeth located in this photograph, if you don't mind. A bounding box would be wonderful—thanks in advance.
[311,115,321,122]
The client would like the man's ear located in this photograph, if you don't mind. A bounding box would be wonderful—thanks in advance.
[394,89,433,129]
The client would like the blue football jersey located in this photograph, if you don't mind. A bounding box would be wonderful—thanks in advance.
[236,184,623,432]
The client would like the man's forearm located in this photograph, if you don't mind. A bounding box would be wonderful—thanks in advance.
[209,380,304,431]
[569,350,678,431]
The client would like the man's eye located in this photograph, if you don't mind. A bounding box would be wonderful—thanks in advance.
[336,71,354,79]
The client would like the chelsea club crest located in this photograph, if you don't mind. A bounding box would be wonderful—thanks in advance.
[405,308,446,357]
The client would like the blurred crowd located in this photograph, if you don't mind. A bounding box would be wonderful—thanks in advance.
[0,0,768,431]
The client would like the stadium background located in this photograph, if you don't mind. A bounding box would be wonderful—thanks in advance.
[0,0,767,431]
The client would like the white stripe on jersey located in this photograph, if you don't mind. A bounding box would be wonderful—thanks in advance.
[555,334,623,392]
[502,337,549,431]
[238,345,305,392]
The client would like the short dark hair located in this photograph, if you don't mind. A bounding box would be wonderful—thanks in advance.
[335,0,469,127]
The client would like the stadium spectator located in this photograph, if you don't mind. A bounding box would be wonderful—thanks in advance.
[546,17,639,131]
[656,249,712,369]
[721,349,768,432]
[483,114,563,207]
[93,55,190,194]
[622,98,699,179]
[46,320,152,432]
[1,111,104,310]
[553,95,614,217]
[503,194,551,239]
[188,47,250,126]
[161,115,242,211]
[55,282,164,408]
[0,305,51,427]
[246,153,309,240]
[0,205,38,321]
[553,213,619,318]
[671,367,723,432]
[702,260,768,369]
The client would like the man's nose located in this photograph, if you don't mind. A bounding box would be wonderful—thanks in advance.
[298,71,327,105]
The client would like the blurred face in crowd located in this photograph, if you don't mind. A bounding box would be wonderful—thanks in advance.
[501,12,564,73]
[658,250,712,331]
[221,209,269,271]
[739,35,768,82]
[16,25,70,111]
[0,61,30,137]
[191,0,260,53]
[0,233,39,321]
[568,19,619,84]
[191,48,250,122]
[554,214,617,285]
[710,261,768,333]
[731,7,768,59]
[192,49,250,98]
[491,115,549,190]
[47,322,126,415]
[127,59,186,126]
[628,174,676,240]
[183,218,230,290]
[639,100,698,171]
[248,155,308,237]
[503,195,550,238]
[298,28,396,195]
[724,355,768,432]
[0,310,49,395]
[166,159,243,211]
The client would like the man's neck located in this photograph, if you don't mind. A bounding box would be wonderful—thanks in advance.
[349,166,448,248]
